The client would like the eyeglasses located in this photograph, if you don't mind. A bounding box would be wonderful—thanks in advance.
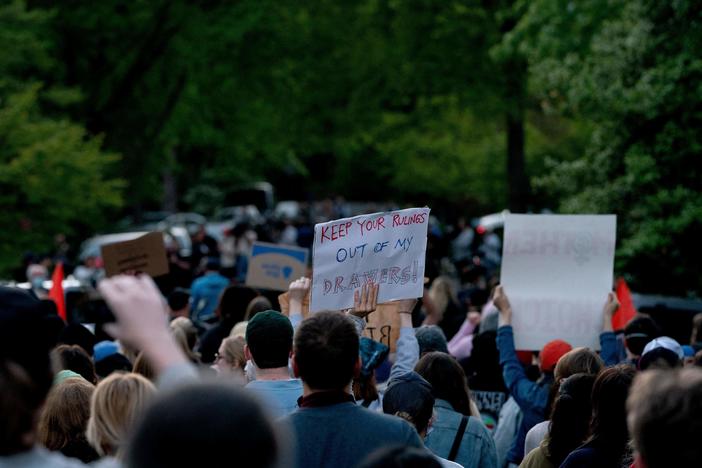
[214,352,230,363]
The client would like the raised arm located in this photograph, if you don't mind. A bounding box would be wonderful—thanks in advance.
[388,298,419,384]
[287,277,310,330]
[599,291,621,366]
[98,275,197,387]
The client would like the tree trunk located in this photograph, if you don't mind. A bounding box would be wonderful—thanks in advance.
[504,56,531,212]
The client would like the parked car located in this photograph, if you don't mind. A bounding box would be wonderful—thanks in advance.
[206,205,264,241]
[157,212,208,235]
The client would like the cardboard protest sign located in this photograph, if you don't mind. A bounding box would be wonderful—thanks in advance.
[278,291,402,352]
[246,242,308,291]
[101,232,169,278]
[500,214,617,350]
[310,207,430,313]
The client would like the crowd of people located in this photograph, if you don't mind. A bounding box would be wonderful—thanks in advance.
[2,214,702,468]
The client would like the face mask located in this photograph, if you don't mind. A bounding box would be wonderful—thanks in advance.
[31,277,46,289]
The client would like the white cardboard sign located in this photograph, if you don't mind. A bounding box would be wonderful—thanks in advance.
[310,207,430,312]
[500,214,616,350]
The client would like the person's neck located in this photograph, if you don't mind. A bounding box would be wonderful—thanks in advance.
[302,382,352,397]
[254,367,291,381]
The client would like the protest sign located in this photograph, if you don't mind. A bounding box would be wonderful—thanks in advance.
[310,207,430,313]
[101,232,169,278]
[245,242,308,291]
[278,291,402,352]
[500,214,616,350]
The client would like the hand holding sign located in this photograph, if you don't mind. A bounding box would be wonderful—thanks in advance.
[493,285,513,327]
[349,283,379,319]
[602,291,620,332]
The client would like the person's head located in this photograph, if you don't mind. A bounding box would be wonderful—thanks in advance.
[229,321,248,339]
[690,313,702,345]
[170,317,200,363]
[353,338,390,403]
[0,286,56,455]
[357,446,442,468]
[167,288,190,318]
[382,372,434,437]
[624,315,661,357]
[588,364,636,462]
[217,285,258,325]
[204,257,221,272]
[428,276,456,313]
[293,311,360,391]
[554,347,603,384]
[415,352,472,416]
[125,382,280,468]
[638,336,683,371]
[547,373,597,465]
[86,372,156,457]
[539,339,573,374]
[51,344,98,385]
[132,353,155,382]
[94,353,133,379]
[245,296,273,321]
[37,378,94,451]
[245,311,293,370]
[627,368,702,468]
[415,326,448,355]
[213,336,246,377]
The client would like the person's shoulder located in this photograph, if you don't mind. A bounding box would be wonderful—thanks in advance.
[560,446,597,468]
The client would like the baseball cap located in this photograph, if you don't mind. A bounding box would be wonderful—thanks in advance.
[540,339,573,372]
[359,337,389,378]
[383,371,435,418]
[245,310,293,369]
[94,340,120,363]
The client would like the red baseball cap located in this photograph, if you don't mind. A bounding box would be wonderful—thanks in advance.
[540,339,572,372]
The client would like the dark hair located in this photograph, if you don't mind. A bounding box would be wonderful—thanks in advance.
[627,368,702,468]
[0,362,44,455]
[245,296,273,321]
[587,365,636,465]
[126,382,279,468]
[217,286,258,324]
[52,344,98,385]
[94,353,132,378]
[691,313,702,344]
[357,446,442,468]
[624,316,661,356]
[415,352,472,415]
[293,311,359,390]
[547,373,597,465]
[167,289,190,311]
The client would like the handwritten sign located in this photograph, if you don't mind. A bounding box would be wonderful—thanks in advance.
[310,207,430,313]
[246,242,308,291]
[101,232,169,278]
[500,214,616,350]
[279,291,402,352]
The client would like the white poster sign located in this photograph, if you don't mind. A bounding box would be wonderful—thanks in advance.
[310,207,430,312]
[500,214,617,350]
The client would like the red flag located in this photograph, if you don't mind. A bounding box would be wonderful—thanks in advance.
[612,278,637,331]
[49,262,67,322]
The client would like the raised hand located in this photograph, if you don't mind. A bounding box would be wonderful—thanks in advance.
[493,285,513,326]
[288,277,311,303]
[349,283,379,319]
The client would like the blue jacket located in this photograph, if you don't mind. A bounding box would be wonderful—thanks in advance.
[425,399,498,468]
[496,326,552,464]
[190,273,229,323]
[245,379,303,419]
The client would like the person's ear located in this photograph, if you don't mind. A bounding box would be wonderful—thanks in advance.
[292,354,301,378]
[353,356,362,378]
[244,345,252,362]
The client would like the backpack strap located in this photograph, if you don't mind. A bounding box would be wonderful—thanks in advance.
[448,415,469,462]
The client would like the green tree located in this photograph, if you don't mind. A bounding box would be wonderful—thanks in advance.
[516,0,702,295]
[0,1,123,274]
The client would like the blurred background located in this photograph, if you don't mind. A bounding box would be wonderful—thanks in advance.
[0,0,700,298]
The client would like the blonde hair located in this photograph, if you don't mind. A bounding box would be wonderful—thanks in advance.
[428,276,456,316]
[38,378,94,451]
[86,372,155,457]
[170,317,200,363]
[554,347,604,383]
[220,336,246,369]
[229,321,248,339]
